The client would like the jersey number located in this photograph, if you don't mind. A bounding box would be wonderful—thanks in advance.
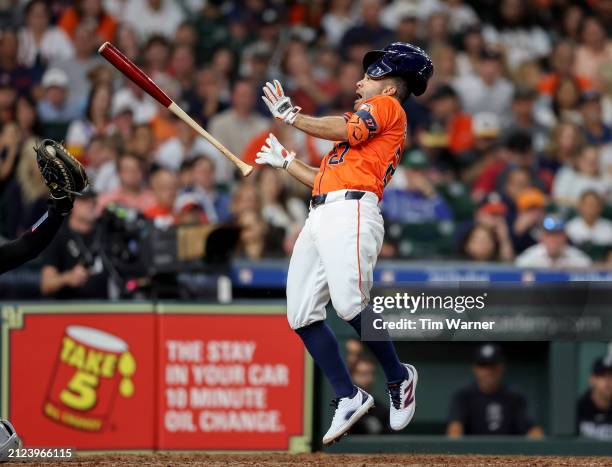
[383,147,402,186]
[328,142,349,165]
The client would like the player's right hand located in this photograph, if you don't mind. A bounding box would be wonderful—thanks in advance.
[262,80,301,125]
[255,133,295,170]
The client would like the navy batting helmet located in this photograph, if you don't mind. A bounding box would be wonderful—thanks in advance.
[363,42,434,97]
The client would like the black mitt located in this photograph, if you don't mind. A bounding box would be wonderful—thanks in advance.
[35,139,89,201]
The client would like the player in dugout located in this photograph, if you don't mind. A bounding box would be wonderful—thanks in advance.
[255,42,433,444]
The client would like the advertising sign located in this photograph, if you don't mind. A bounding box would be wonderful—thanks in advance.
[1,303,312,452]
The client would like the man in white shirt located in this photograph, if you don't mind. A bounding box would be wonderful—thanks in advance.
[516,216,592,268]
[208,79,269,167]
[566,191,612,246]
[120,0,185,41]
[452,48,513,120]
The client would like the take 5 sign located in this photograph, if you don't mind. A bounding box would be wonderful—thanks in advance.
[1,304,312,452]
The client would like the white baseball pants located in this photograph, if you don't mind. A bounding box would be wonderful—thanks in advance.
[286,190,384,329]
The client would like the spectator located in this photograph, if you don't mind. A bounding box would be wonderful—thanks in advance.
[37,68,81,135]
[461,196,515,262]
[447,343,544,437]
[15,94,41,140]
[258,166,307,233]
[452,48,514,119]
[0,86,16,128]
[321,0,356,47]
[128,123,155,162]
[111,79,159,125]
[340,0,394,53]
[17,0,74,68]
[459,223,512,262]
[394,10,425,51]
[482,0,551,71]
[181,68,229,129]
[515,216,592,268]
[552,145,611,208]
[40,189,108,299]
[540,76,583,129]
[538,41,592,97]
[208,80,269,176]
[573,16,612,82]
[577,355,612,441]
[85,135,119,193]
[176,155,232,223]
[144,168,178,226]
[235,209,284,260]
[0,122,22,196]
[456,25,485,78]
[58,0,118,43]
[283,50,337,116]
[154,121,219,177]
[345,338,365,373]
[122,0,185,41]
[51,22,105,109]
[509,186,547,253]
[444,0,479,35]
[0,28,42,96]
[350,358,391,435]
[503,87,549,153]
[65,82,113,159]
[566,191,612,247]
[3,137,47,238]
[579,92,612,145]
[419,85,473,156]
[543,120,585,170]
[382,150,453,224]
[97,153,155,213]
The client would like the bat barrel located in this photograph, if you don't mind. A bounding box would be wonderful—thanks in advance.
[98,42,172,108]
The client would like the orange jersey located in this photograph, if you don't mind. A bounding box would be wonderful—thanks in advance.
[312,95,407,200]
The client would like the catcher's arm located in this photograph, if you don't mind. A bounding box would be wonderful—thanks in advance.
[255,133,318,188]
[0,199,71,275]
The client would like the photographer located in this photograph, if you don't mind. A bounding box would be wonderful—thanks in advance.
[40,189,108,299]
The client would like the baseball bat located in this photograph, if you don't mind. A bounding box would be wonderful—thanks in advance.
[98,41,253,177]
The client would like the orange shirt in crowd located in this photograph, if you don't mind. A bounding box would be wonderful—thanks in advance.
[538,74,592,96]
[58,8,118,42]
[313,95,407,200]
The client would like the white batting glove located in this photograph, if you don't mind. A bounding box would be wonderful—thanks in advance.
[262,80,301,125]
[255,133,295,170]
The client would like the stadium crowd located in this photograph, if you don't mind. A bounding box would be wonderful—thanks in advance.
[0,0,612,283]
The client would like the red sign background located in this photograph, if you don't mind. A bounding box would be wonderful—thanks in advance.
[3,305,309,452]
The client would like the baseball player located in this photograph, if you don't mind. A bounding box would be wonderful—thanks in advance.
[257,43,433,444]
[0,140,87,275]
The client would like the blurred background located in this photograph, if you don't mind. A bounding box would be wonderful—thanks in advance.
[0,0,611,455]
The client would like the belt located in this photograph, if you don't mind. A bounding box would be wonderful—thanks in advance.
[310,190,366,209]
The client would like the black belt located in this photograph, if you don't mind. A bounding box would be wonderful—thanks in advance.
[310,190,366,208]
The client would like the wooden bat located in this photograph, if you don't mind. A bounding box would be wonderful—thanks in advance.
[98,41,253,177]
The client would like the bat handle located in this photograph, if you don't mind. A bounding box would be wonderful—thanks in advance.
[168,103,254,177]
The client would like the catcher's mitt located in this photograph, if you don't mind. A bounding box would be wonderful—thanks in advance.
[35,139,88,201]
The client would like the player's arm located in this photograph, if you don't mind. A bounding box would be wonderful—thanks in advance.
[0,199,72,275]
[292,114,348,142]
[261,80,348,142]
[255,133,317,188]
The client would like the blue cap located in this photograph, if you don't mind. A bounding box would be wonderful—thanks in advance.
[542,215,565,232]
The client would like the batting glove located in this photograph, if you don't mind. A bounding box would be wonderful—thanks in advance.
[255,133,295,170]
[262,80,301,125]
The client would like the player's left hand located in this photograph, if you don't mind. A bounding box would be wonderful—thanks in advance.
[262,80,301,125]
[255,133,295,170]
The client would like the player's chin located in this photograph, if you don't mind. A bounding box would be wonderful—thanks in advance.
[353,98,363,110]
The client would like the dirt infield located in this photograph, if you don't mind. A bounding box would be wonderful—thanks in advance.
[12,453,612,466]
